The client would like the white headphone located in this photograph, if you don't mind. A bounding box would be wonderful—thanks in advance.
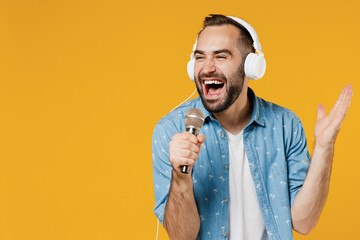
[187,16,266,81]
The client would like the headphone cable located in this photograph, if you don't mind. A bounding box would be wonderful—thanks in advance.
[156,219,159,240]
[170,88,197,112]
[158,88,197,239]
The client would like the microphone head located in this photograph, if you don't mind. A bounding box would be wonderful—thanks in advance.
[185,108,205,135]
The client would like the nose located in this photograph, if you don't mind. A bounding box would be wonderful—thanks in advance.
[201,59,216,75]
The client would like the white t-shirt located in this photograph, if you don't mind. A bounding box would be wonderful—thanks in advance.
[226,130,268,240]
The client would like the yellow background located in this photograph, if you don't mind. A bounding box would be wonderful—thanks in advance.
[0,0,359,239]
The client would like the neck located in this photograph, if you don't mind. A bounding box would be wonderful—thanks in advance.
[213,84,253,135]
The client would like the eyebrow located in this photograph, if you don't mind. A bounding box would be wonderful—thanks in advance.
[194,49,232,56]
[194,50,205,55]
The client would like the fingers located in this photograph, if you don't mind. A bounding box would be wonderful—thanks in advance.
[343,84,353,108]
[171,139,200,153]
[329,85,352,118]
[317,104,326,121]
[170,154,197,166]
[171,131,198,144]
[169,132,205,172]
[170,141,200,158]
[317,85,353,136]
[329,84,353,128]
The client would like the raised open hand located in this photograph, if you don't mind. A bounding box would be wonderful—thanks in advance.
[314,84,353,148]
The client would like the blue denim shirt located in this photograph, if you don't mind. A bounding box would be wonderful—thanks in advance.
[152,88,311,240]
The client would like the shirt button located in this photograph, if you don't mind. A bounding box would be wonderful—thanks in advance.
[223,232,227,237]
[225,165,228,169]
[224,198,228,203]
[220,132,225,138]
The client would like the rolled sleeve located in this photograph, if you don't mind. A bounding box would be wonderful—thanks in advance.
[286,115,311,207]
[152,122,174,224]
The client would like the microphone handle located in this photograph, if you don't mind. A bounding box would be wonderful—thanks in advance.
[181,127,198,174]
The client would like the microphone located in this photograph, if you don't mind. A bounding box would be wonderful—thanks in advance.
[181,108,205,174]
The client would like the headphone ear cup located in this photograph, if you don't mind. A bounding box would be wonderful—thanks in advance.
[244,53,266,80]
[187,57,195,82]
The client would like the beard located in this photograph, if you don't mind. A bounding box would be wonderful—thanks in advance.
[195,63,245,113]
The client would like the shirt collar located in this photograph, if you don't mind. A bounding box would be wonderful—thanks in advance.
[194,99,214,122]
[195,87,266,127]
[247,87,265,127]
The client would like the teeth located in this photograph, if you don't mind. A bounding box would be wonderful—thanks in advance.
[204,80,223,85]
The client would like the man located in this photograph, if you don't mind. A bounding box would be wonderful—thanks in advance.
[152,14,352,240]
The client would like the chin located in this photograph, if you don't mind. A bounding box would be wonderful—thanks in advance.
[202,98,228,113]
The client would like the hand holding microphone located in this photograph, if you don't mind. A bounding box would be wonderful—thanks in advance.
[169,108,205,175]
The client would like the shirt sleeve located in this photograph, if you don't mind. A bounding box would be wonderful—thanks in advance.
[286,115,311,207]
[152,122,174,225]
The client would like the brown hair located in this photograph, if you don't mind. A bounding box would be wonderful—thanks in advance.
[198,14,255,62]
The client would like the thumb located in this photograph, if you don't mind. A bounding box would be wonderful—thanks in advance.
[197,133,206,144]
[317,104,326,121]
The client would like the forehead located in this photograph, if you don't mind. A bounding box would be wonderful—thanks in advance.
[196,24,241,52]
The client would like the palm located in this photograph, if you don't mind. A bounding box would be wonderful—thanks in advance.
[314,85,353,148]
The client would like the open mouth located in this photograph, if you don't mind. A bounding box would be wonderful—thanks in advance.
[203,79,225,97]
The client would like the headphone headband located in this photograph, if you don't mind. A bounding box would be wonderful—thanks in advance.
[227,16,263,55]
